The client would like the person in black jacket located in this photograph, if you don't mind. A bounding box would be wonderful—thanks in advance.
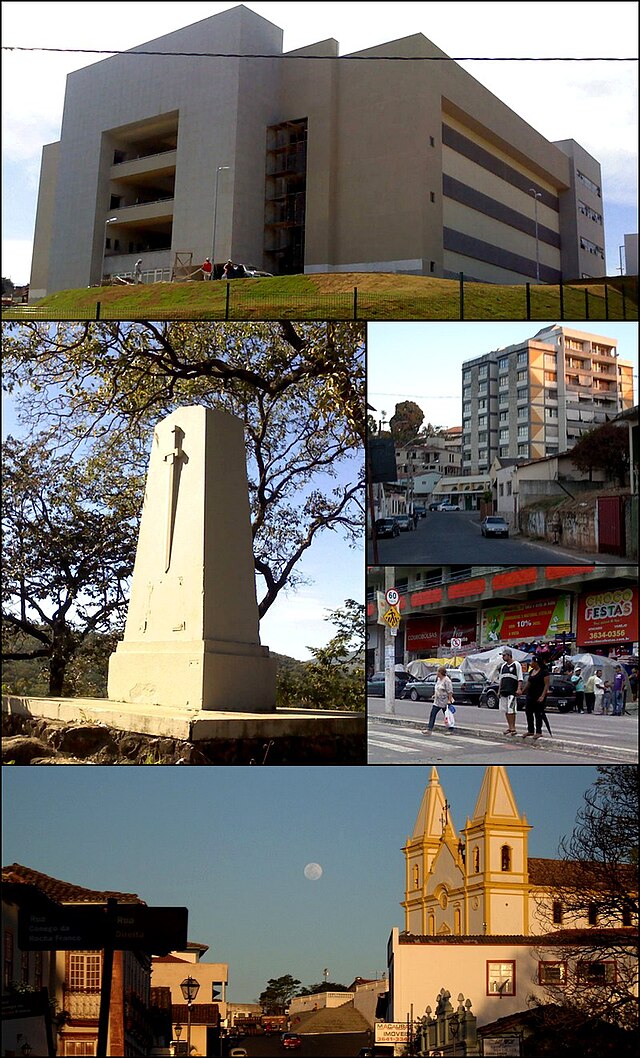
[522,656,550,740]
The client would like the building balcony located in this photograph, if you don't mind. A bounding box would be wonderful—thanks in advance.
[105,199,174,226]
[65,991,101,1020]
[110,150,177,181]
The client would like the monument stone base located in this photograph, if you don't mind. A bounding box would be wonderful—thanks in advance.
[107,639,277,713]
[2,694,364,743]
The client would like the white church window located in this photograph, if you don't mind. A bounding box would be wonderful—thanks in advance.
[487,961,515,995]
[413,864,420,889]
[500,845,512,872]
[473,847,480,873]
[539,961,566,985]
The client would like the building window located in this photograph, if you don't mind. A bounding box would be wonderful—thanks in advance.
[517,426,528,439]
[577,169,601,197]
[498,357,508,370]
[588,904,598,926]
[577,961,615,985]
[499,430,509,442]
[539,962,567,985]
[517,351,528,364]
[454,909,461,934]
[413,864,420,889]
[487,961,515,995]
[478,366,488,380]
[517,443,529,456]
[428,914,435,936]
[430,136,435,147]
[517,388,528,402]
[552,901,563,924]
[622,904,633,927]
[545,371,557,383]
[68,953,102,992]
[3,930,13,988]
[462,371,471,383]
[478,415,487,427]
[64,1043,97,1056]
[501,845,512,872]
[517,370,528,381]
[473,847,480,873]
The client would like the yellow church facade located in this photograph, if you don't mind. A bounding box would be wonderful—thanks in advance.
[385,767,637,1033]
[403,766,591,939]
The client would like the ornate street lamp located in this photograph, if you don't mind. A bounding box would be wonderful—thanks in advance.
[180,976,200,1056]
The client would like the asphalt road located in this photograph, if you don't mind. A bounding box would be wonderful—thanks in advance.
[222,1032,370,1057]
[367,510,622,565]
[367,697,638,764]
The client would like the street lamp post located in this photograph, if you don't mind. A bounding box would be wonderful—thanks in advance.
[102,217,118,284]
[180,976,200,1056]
[212,166,230,271]
[529,189,542,283]
[173,1021,183,1054]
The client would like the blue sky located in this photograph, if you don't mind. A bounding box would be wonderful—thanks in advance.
[368,321,639,431]
[2,1,637,284]
[2,765,600,1001]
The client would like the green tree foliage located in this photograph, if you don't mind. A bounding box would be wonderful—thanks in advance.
[2,434,142,695]
[296,982,350,996]
[2,277,15,296]
[276,600,365,711]
[570,423,629,485]
[3,321,365,618]
[389,400,424,444]
[259,975,302,1014]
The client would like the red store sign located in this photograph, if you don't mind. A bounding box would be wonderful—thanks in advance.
[441,617,476,649]
[406,615,440,652]
[576,585,638,647]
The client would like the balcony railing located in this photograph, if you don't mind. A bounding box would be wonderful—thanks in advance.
[65,991,101,1019]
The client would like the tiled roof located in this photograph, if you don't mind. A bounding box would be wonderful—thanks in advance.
[2,863,144,905]
[399,928,637,945]
[528,857,636,888]
[171,1003,220,1024]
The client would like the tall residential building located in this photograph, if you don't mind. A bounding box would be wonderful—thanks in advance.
[461,325,634,475]
[31,5,607,298]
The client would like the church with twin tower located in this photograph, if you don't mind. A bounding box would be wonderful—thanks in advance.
[385,766,637,1032]
[402,765,534,938]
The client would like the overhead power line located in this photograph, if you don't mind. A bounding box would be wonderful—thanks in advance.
[2,45,637,60]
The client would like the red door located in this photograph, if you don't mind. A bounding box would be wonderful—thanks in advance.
[597,496,625,555]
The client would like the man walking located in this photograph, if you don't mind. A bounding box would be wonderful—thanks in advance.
[522,656,550,740]
[613,666,625,715]
[496,648,523,735]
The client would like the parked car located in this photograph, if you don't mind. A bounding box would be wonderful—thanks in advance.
[374,517,400,538]
[401,669,486,704]
[437,502,461,511]
[414,505,427,518]
[428,501,441,511]
[481,516,510,538]
[394,513,415,531]
[367,670,413,698]
[281,1034,302,1050]
[480,673,577,712]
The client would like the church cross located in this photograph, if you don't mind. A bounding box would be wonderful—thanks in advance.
[440,798,451,833]
[163,425,187,572]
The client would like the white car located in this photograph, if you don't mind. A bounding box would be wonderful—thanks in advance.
[437,502,461,511]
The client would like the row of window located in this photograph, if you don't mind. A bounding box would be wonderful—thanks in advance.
[489,958,617,995]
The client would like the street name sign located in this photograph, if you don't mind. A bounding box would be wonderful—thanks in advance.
[19,904,188,954]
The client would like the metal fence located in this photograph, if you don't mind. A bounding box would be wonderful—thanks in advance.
[3,274,637,322]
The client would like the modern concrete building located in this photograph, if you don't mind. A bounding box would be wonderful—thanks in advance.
[461,325,635,475]
[31,5,607,298]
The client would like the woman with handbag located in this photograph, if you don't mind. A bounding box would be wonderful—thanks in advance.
[424,666,454,735]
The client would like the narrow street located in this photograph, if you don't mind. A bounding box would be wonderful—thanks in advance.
[367,510,623,565]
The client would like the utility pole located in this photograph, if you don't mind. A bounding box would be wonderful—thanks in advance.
[384,567,398,715]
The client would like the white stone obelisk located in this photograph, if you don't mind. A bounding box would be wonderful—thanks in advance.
[108,406,277,711]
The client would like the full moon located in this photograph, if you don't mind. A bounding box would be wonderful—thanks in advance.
[304,862,323,881]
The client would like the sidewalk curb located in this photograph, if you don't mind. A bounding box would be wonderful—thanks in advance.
[368,714,638,760]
